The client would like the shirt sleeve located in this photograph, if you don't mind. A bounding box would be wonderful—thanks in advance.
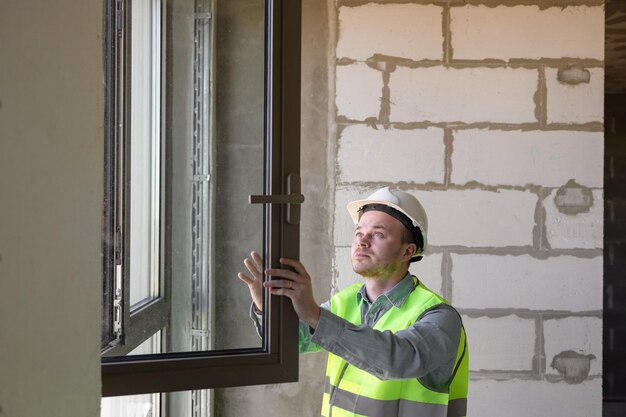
[310,303,462,384]
[249,301,328,354]
[249,302,264,338]
[298,301,330,354]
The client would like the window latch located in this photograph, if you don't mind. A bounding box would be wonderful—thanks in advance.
[249,173,304,225]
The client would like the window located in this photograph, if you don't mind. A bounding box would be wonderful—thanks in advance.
[102,0,167,357]
[101,0,302,399]
[101,333,162,416]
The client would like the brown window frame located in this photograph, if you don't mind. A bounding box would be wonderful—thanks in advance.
[101,0,301,396]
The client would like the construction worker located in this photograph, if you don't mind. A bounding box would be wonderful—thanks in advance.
[238,186,468,417]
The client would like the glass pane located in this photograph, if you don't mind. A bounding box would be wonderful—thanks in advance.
[101,332,162,415]
[129,0,161,309]
[211,0,266,351]
[166,0,267,353]
[110,0,267,357]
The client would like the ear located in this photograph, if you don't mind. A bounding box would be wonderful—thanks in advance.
[402,243,417,261]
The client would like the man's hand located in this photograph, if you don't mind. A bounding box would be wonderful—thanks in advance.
[237,251,265,312]
[264,258,321,329]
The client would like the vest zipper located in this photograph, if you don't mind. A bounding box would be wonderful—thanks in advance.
[329,362,350,417]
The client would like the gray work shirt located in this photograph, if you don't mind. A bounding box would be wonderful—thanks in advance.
[251,273,462,390]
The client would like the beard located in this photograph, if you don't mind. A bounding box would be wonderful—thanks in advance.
[352,258,403,278]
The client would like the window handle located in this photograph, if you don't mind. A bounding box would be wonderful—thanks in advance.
[248,194,304,204]
[249,174,304,225]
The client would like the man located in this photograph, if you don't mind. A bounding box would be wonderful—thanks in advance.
[238,186,468,417]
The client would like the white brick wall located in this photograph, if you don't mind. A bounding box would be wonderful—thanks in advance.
[334,185,367,247]
[330,2,604,415]
[544,316,602,378]
[463,315,536,371]
[333,246,360,293]
[544,189,603,249]
[410,252,444,297]
[337,125,445,184]
[546,67,604,124]
[337,4,443,61]
[451,129,604,188]
[419,190,536,247]
[336,63,382,120]
[468,379,601,417]
[451,254,603,311]
[450,5,604,61]
[390,67,538,124]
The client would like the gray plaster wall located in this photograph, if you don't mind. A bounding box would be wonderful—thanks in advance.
[331,1,604,417]
[0,1,103,416]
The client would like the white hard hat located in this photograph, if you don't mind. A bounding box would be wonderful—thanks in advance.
[346,187,428,259]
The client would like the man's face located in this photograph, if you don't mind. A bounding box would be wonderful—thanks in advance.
[351,210,411,278]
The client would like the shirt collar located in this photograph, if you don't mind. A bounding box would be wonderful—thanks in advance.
[356,272,418,309]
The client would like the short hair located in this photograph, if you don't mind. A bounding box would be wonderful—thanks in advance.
[400,226,413,245]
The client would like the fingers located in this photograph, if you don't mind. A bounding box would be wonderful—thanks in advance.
[260,259,319,326]
[237,271,255,286]
[243,252,264,280]
[264,278,296,290]
[266,287,293,297]
[244,259,261,277]
[264,267,299,282]
[263,259,302,298]
[239,251,264,289]
[265,258,310,283]
[278,257,307,275]
[240,254,309,290]
[251,251,263,271]
[237,251,266,312]
[263,278,302,299]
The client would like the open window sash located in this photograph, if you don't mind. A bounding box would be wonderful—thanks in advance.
[101,0,301,396]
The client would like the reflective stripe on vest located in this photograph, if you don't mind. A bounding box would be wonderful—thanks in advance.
[321,277,469,417]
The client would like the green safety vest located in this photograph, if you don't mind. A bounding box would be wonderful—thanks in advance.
[321,277,468,417]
